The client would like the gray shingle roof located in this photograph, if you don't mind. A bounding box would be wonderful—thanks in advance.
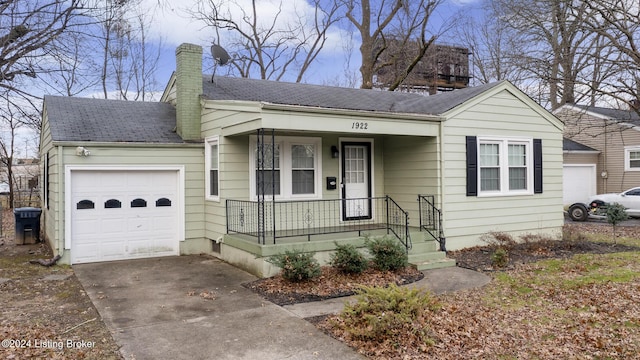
[203,76,505,116]
[45,78,508,144]
[563,138,597,152]
[571,104,640,123]
[45,96,183,143]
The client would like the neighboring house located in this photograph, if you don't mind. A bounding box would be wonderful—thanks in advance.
[1,158,40,191]
[39,43,564,277]
[562,138,599,206]
[556,104,640,197]
[0,158,40,208]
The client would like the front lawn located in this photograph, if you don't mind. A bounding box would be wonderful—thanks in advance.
[318,224,640,359]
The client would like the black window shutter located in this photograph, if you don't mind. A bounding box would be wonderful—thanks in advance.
[533,139,543,193]
[466,136,478,196]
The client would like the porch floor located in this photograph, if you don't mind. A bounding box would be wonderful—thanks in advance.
[228,222,398,245]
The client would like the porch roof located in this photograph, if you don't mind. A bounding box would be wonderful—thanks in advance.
[202,76,503,136]
[203,76,502,116]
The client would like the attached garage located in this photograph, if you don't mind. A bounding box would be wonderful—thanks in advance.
[67,168,184,264]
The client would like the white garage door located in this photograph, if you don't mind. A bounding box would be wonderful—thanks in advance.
[563,165,597,206]
[70,170,181,264]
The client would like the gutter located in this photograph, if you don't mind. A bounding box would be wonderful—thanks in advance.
[51,141,204,148]
[201,98,445,122]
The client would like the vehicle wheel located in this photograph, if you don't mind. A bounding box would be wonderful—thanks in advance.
[568,203,588,221]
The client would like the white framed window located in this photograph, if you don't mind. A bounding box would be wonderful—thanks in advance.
[625,146,640,171]
[250,136,321,200]
[205,136,220,201]
[478,137,533,196]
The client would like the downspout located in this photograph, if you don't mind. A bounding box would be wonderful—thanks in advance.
[56,145,65,259]
[603,121,608,193]
[438,120,446,244]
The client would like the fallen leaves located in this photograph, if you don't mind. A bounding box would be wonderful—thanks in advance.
[245,265,424,306]
[187,290,217,301]
[317,235,640,359]
[0,210,121,359]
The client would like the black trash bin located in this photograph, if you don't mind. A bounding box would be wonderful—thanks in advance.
[14,207,42,245]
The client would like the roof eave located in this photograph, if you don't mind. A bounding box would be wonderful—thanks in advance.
[260,102,444,121]
[51,140,203,148]
[563,150,600,154]
[203,98,444,121]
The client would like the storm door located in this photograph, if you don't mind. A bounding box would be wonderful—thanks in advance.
[341,142,372,220]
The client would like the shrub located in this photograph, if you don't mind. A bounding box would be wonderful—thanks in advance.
[267,250,321,282]
[480,231,517,250]
[365,236,408,271]
[606,202,629,244]
[329,243,368,274]
[333,284,440,343]
[491,247,509,268]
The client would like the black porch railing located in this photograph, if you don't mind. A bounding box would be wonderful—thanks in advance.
[418,195,446,251]
[226,196,411,251]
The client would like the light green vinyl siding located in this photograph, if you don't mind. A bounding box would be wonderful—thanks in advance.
[39,107,61,256]
[41,141,204,264]
[442,89,564,250]
[383,136,440,221]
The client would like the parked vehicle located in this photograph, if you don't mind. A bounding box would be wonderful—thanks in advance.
[567,187,640,221]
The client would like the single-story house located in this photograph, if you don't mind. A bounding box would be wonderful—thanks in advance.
[556,104,640,197]
[39,43,564,277]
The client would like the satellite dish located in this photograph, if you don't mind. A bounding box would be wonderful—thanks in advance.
[211,44,230,66]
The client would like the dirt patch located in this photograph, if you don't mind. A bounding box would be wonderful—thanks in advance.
[0,210,121,359]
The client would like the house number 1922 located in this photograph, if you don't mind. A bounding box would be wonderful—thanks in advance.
[352,122,368,130]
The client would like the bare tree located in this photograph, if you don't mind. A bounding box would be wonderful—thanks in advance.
[0,92,39,207]
[454,3,529,86]
[0,0,89,130]
[93,0,161,100]
[475,0,618,109]
[341,0,445,90]
[186,0,342,82]
[109,10,162,100]
[583,0,640,111]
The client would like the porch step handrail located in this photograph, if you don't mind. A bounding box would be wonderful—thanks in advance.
[418,195,446,252]
[385,196,411,252]
[226,196,411,250]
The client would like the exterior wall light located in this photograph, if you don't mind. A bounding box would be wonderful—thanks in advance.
[331,145,339,158]
[75,146,91,157]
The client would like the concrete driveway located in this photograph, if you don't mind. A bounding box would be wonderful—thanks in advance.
[74,255,364,360]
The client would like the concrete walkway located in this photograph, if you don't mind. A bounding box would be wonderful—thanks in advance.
[74,255,490,360]
[283,266,491,318]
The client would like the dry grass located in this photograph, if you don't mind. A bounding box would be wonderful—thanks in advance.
[317,224,640,359]
[0,210,121,359]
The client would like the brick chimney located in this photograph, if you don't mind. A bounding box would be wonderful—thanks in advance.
[175,43,203,141]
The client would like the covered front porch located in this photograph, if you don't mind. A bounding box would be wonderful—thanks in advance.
[222,193,453,277]
[207,100,454,276]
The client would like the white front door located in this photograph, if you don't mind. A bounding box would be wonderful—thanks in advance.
[342,143,371,220]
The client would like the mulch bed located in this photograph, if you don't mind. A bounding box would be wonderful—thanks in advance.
[450,238,640,272]
[243,265,424,306]
[245,223,640,306]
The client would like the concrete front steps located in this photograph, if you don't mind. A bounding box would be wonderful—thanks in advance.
[407,231,456,271]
